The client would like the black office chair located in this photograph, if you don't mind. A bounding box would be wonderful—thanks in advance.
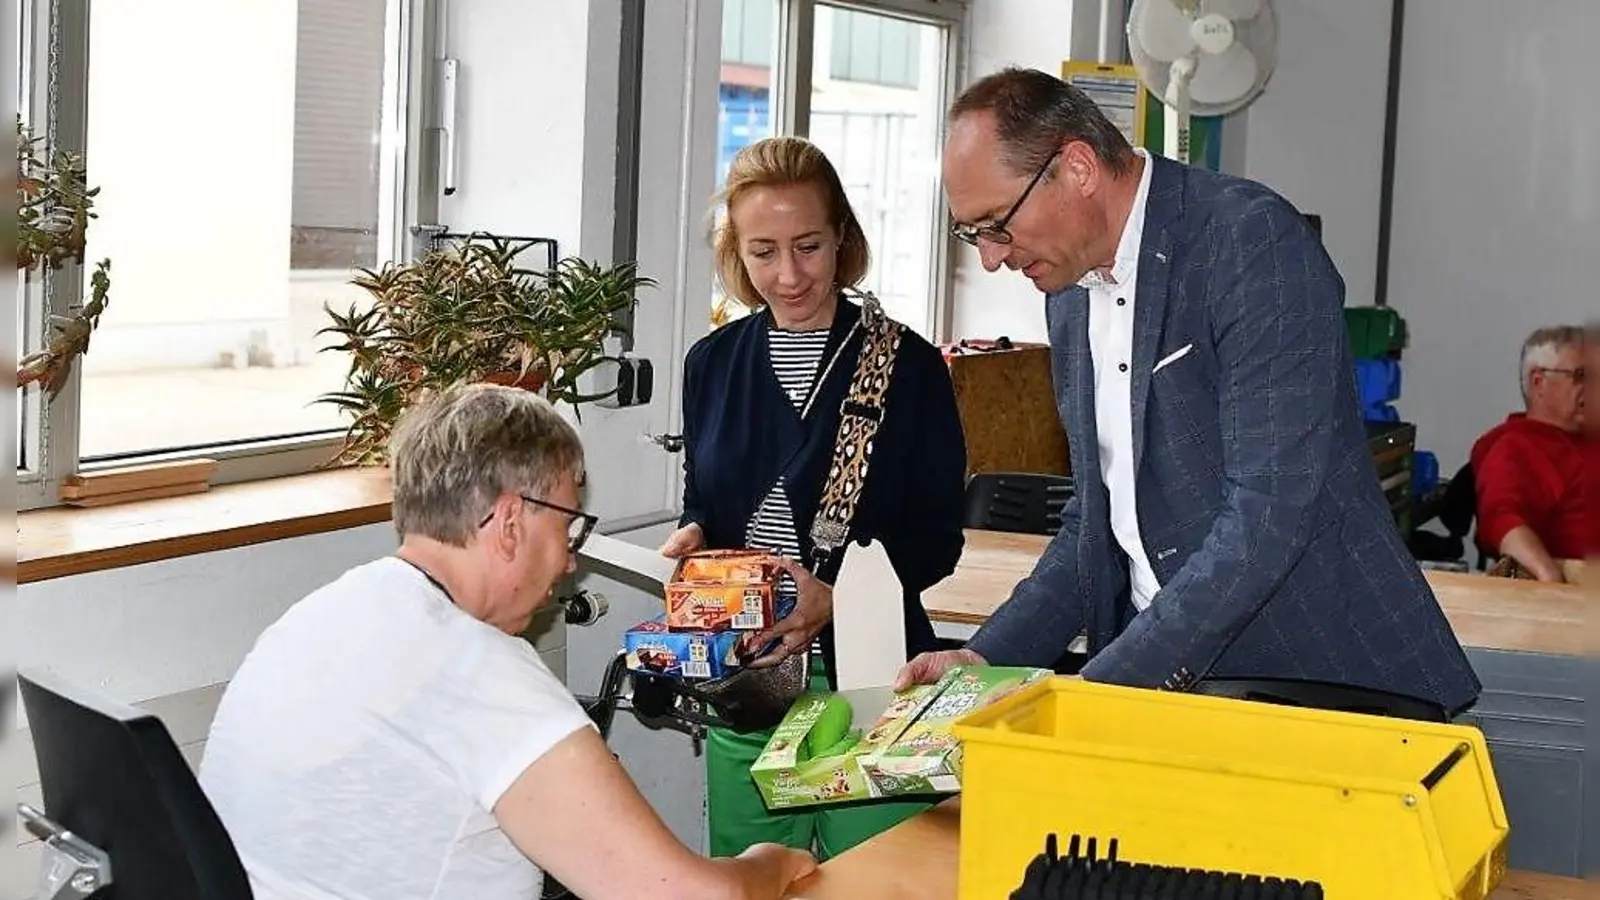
[17,668,254,900]
[958,472,1086,675]
[963,472,1075,536]
[1409,462,1479,568]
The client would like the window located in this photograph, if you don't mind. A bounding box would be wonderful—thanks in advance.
[707,0,962,337]
[810,4,952,337]
[723,0,776,69]
[713,0,779,327]
[829,7,921,89]
[16,0,424,510]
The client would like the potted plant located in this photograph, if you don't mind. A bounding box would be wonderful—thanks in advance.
[315,233,654,465]
[15,117,113,396]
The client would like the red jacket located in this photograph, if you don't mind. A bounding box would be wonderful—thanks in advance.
[1589,434,1600,558]
[1470,413,1590,560]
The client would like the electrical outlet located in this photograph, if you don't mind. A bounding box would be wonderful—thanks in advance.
[628,355,653,405]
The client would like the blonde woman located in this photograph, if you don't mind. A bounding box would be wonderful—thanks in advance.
[659,137,968,860]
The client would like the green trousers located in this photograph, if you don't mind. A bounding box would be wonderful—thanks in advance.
[704,657,930,861]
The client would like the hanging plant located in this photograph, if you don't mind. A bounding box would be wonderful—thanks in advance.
[15,116,114,396]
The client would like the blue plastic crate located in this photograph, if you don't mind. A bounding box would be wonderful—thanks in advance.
[1355,357,1402,407]
[1412,450,1439,497]
[1363,402,1400,423]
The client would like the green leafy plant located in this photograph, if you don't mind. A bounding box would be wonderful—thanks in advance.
[16,116,113,396]
[315,233,654,465]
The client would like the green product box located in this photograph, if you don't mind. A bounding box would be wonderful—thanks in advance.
[749,665,1050,810]
[868,665,1052,780]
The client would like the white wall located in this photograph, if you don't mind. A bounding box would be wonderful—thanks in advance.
[1234,0,1597,469]
[437,0,720,532]
[1387,0,1600,471]
[1232,0,1393,311]
[948,0,1101,344]
[438,1,597,259]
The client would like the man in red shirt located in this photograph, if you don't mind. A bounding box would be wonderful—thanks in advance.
[1471,325,1587,580]
[1587,321,1599,561]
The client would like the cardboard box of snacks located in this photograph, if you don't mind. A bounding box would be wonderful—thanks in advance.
[750,665,1050,809]
[665,549,783,632]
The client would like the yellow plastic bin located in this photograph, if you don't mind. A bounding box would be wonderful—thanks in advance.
[951,677,1509,899]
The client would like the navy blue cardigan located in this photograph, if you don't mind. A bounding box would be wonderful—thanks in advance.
[677,298,967,679]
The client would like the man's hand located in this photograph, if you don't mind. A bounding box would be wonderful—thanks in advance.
[659,523,705,558]
[893,648,986,691]
[746,558,833,668]
[1500,524,1566,582]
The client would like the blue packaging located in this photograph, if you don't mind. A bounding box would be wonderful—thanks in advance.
[623,617,743,681]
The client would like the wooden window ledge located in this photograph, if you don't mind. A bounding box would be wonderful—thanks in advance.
[17,467,396,584]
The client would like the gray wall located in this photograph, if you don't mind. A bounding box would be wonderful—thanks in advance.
[1228,0,1596,472]
[1386,0,1600,471]
[1230,0,1394,314]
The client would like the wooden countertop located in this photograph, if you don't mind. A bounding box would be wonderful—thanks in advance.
[784,799,1598,899]
[922,531,1590,657]
[17,467,394,584]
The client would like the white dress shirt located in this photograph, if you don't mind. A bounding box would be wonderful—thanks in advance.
[1080,148,1161,611]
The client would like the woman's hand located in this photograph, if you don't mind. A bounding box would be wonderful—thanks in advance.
[659,522,705,558]
[746,557,833,668]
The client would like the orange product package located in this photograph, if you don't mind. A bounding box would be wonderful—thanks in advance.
[665,549,781,632]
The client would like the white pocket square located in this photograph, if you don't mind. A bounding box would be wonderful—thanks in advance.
[1152,343,1193,373]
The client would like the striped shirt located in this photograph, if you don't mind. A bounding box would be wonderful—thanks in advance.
[746,326,832,612]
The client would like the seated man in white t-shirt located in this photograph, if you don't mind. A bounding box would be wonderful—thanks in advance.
[199,383,815,900]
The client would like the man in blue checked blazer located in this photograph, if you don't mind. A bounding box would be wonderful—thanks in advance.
[897,68,1480,718]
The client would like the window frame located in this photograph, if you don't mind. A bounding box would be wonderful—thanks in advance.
[15,0,967,511]
[771,0,968,342]
[15,0,433,512]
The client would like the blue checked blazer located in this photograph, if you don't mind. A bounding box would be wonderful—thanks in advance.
[967,155,1482,715]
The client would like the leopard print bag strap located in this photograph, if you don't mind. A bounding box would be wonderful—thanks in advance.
[808,290,903,569]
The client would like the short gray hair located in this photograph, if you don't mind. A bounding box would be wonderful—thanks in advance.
[948,66,1136,179]
[1519,325,1584,401]
[388,383,585,545]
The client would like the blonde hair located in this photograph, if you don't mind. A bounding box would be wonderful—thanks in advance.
[711,136,870,310]
[388,383,584,545]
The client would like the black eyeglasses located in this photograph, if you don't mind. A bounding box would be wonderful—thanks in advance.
[478,495,598,552]
[949,150,1060,247]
